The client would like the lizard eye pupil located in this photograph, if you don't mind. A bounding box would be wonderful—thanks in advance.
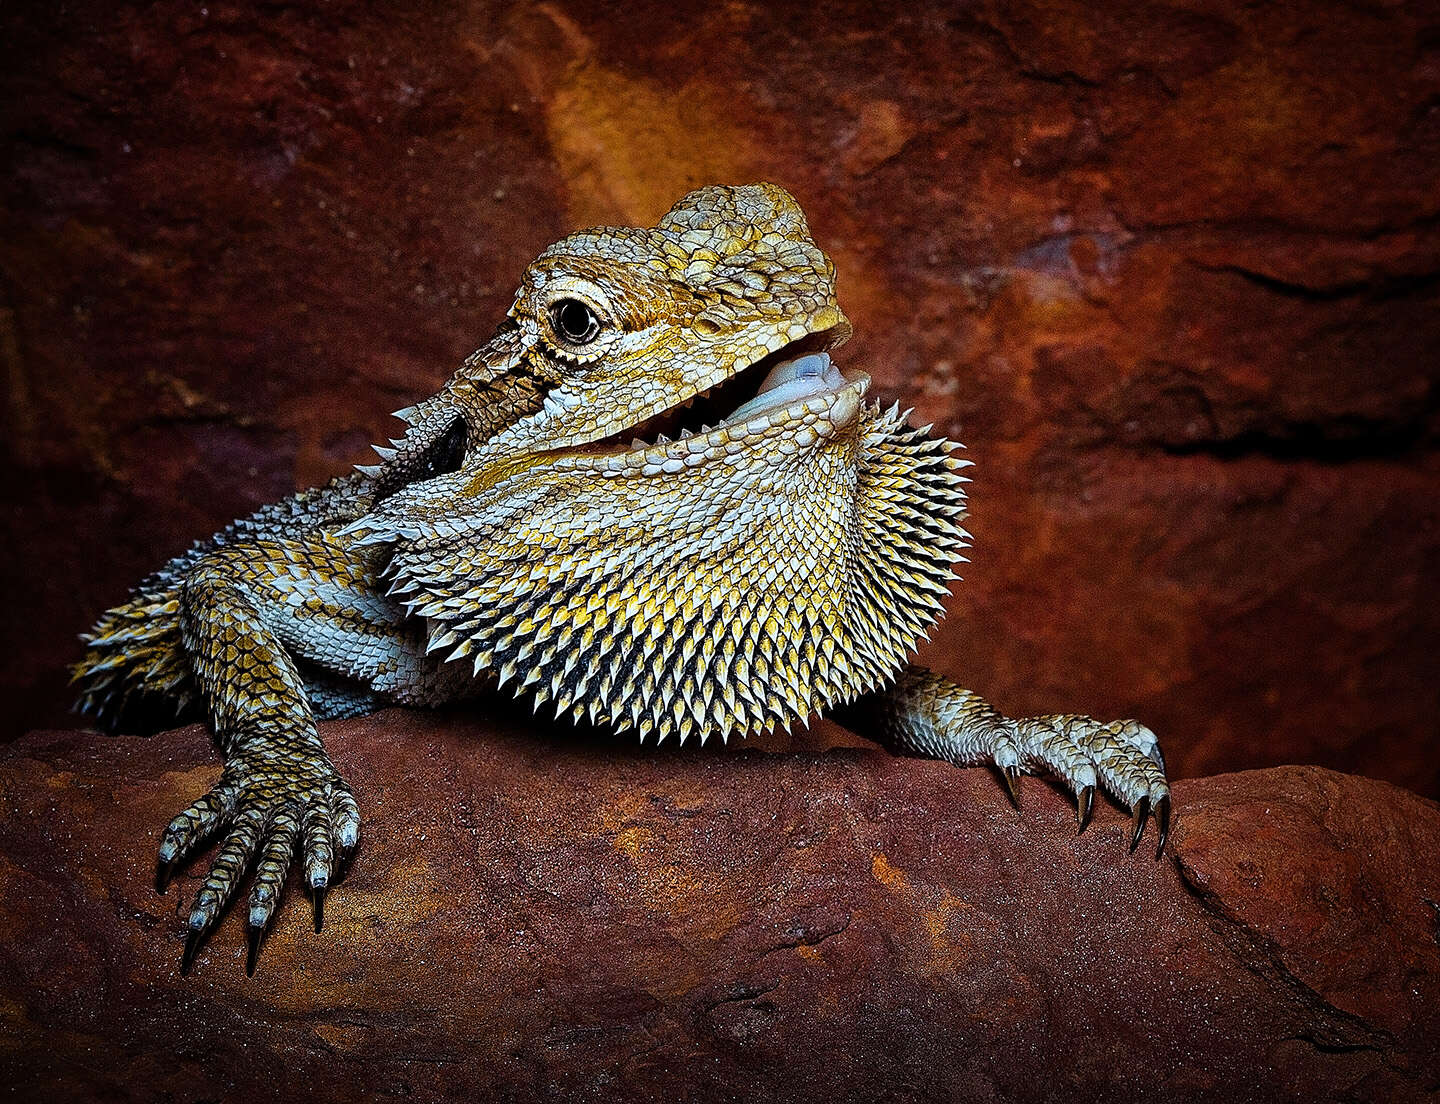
[551,299,601,345]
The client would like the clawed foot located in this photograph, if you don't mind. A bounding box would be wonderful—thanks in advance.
[155,761,360,975]
[981,715,1171,857]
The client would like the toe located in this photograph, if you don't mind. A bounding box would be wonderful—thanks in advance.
[246,815,299,936]
[1083,720,1167,808]
[301,802,335,932]
[179,809,264,972]
[331,787,361,855]
[1016,714,1172,852]
[1013,715,1102,819]
[157,789,231,887]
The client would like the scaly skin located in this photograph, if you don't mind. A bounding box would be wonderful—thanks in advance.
[74,184,1171,975]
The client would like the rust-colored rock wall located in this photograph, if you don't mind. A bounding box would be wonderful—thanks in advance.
[3,712,1439,1102]
[3,2,1438,792]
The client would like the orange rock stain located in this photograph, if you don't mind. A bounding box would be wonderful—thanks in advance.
[871,852,975,978]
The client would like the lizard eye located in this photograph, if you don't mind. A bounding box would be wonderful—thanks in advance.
[549,298,602,345]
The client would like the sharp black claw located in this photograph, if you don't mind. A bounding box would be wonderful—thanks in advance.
[245,926,262,977]
[1076,785,1094,833]
[155,858,177,895]
[999,766,1021,809]
[180,928,203,976]
[1129,796,1151,853]
[313,886,326,934]
[1155,795,1172,858]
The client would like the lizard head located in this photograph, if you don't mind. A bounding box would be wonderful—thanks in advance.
[365,184,854,488]
[487,181,853,461]
[348,184,969,746]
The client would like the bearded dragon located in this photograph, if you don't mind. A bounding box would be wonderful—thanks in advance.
[74,184,1171,976]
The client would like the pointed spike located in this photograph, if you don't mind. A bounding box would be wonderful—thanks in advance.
[998,765,1021,809]
[1076,785,1095,833]
[245,926,262,977]
[1129,796,1151,853]
[180,928,203,976]
[334,518,368,538]
[155,857,177,895]
[371,444,398,461]
[354,463,383,478]
[1154,795,1171,859]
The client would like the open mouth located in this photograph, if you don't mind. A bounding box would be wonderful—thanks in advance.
[593,328,859,452]
[389,326,859,490]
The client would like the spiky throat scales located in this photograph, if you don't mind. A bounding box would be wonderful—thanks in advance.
[346,349,971,745]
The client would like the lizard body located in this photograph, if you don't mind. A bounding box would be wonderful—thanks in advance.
[74,184,1171,975]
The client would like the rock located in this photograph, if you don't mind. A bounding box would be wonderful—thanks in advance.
[2,0,1438,799]
[2,710,1437,1102]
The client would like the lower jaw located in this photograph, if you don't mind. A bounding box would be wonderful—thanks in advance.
[591,338,853,452]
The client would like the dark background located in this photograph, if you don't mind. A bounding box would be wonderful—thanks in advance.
[3,0,1437,795]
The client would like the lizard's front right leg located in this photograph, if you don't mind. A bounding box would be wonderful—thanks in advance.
[165,566,359,975]
[839,665,1172,855]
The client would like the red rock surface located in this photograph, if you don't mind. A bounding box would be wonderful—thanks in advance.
[2,1,1438,797]
[2,710,1438,1102]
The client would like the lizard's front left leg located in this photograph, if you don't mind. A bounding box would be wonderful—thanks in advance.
[839,665,1171,855]
[165,565,359,975]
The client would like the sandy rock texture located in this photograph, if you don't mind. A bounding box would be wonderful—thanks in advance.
[2,710,1438,1102]
[2,0,1438,797]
